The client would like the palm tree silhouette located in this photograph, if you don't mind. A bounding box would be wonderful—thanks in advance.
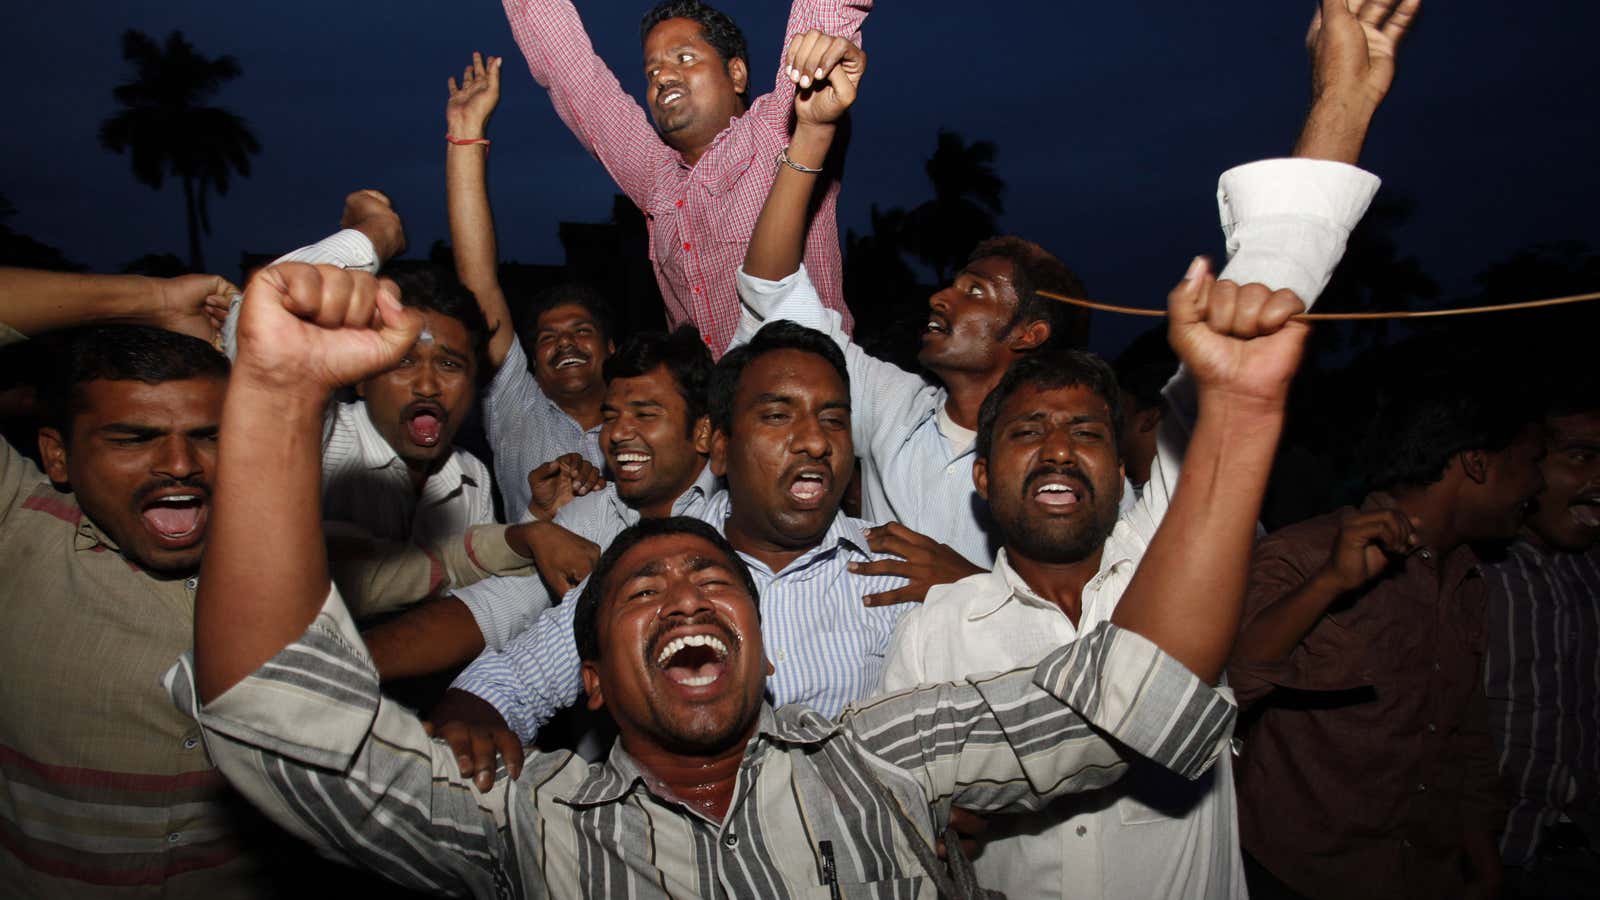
[901,130,1006,283]
[100,30,260,273]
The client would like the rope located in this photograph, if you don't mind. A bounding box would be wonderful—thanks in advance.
[1036,289,1600,321]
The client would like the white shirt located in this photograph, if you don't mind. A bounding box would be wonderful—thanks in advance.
[320,400,496,544]
[876,157,1381,900]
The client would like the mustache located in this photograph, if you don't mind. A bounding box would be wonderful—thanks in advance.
[132,476,210,506]
[1023,466,1094,500]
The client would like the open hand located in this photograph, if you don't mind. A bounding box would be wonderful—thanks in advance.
[234,262,421,397]
[1307,0,1420,109]
[1165,257,1310,413]
[786,30,865,128]
[425,688,524,792]
[526,453,607,523]
[447,52,502,138]
[848,522,983,606]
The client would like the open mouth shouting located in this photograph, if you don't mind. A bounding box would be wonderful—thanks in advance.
[1571,493,1600,529]
[656,87,687,110]
[138,486,210,548]
[654,630,731,690]
[923,313,950,338]
[1026,468,1091,512]
[785,466,832,509]
[402,400,448,448]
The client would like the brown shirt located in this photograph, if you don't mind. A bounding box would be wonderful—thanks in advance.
[0,435,526,898]
[1228,495,1506,900]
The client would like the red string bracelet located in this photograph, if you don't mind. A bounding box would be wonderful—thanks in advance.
[446,134,491,149]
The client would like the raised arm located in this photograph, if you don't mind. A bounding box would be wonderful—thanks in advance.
[0,267,235,344]
[1294,0,1419,164]
[503,0,667,204]
[446,53,515,368]
[1109,262,1308,683]
[194,264,420,701]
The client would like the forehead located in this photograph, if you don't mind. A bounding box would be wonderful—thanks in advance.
[962,255,1018,286]
[606,365,687,411]
[734,349,845,408]
[644,17,712,56]
[1548,410,1600,443]
[74,377,225,427]
[996,382,1113,426]
[536,303,599,333]
[413,311,472,352]
[604,532,743,597]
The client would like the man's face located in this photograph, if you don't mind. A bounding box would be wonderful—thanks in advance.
[357,311,477,469]
[642,17,748,151]
[602,365,710,513]
[711,349,853,556]
[1468,424,1547,543]
[974,383,1124,565]
[918,256,1030,376]
[1525,411,1600,552]
[530,303,608,402]
[39,377,225,576]
[580,532,768,754]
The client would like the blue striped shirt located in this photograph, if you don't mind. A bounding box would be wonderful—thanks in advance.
[484,339,606,520]
[453,492,911,740]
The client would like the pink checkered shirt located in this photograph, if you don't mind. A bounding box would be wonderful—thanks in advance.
[504,0,864,356]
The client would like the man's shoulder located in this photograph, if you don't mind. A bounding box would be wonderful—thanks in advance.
[1258,506,1350,558]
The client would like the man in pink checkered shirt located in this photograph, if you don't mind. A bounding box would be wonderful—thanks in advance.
[502,0,863,356]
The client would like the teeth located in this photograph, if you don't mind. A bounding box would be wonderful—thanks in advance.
[1038,484,1073,494]
[656,633,729,667]
[555,357,584,369]
[617,453,650,463]
[154,494,201,505]
[798,473,823,482]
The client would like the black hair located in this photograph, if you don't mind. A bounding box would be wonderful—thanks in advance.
[574,516,759,661]
[640,0,750,104]
[383,265,493,378]
[1363,377,1541,491]
[1112,325,1179,412]
[41,325,229,439]
[603,326,713,433]
[519,283,614,349]
[975,350,1124,461]
[968,236,1090,352]
[707,321,849,434]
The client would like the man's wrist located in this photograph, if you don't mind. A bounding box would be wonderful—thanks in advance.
[349,218,405,265]
[446,119,488,141]
[1293,94,1376,164]
[788,123,836,168]
[228,369,331,422]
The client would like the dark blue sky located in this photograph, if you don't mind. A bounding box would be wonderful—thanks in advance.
[6,1,1598,353]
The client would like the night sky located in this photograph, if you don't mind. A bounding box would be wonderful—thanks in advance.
[6,0,1598,354]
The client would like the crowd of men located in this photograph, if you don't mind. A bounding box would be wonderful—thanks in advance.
[2,0,1596,898]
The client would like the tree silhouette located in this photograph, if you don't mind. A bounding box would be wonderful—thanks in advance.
[100,30,260,273]
[901,130,1005,283]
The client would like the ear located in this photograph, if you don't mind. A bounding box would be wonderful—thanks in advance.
[727,56,750,98]
[1460,449,1490,485]
[710,427,729,477]
[1136,405,1164,434]
[581,661,606,712]
[607,338,616,355]
[692,416,713,455]
[1007,319,1051,353]
[37,427,71,485]
[972,455,990,502]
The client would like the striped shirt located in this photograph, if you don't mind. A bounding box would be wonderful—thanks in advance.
[321,400,496,543]
[453,492,911,741]
[165,584,1236,899]
[736,159,1380,566]
[1484,541,1600,864]
[503,0,863,356]
[482,338,605,521]
[457,464,722,651]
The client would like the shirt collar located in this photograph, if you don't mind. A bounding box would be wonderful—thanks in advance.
[557,706,829,809]
[968,544,1137,622]
[705,493,873,577]
[673,464,723,515]
[348,402,405,471]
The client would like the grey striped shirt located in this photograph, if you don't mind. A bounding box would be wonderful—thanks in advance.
[167,587,1234,899]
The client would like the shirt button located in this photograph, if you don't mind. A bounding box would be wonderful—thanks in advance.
[166,832,181,844]
[1075,825,1087,837]
[683,242,693,251]
[1432,662,1441,672]
[1401,838,1413,849]
[693,286,702,295]
[1426,723,1437,733]
[722,832,739,848]
[185,576,199,591]
[945,465,956,475]
[1416,783,1427,792]
[183,736,200,750]
[676,199,684,208]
